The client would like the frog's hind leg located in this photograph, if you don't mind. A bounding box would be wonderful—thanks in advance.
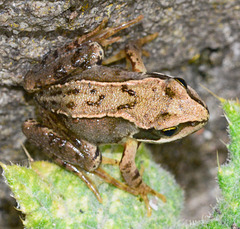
[95,15,144,47]
[22,119,102,203]
[53,156,103,203]
[103,33,158,73]
[93,167,139,197]
[72,15,143,48]
[69,18,109,48]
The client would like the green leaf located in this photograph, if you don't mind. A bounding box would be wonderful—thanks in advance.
[194,98,240,228]
[1,144,184,228]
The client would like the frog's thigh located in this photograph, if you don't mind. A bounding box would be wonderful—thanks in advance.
[119,138,143,188]
[22,119,102,202]
[22,119,101,172]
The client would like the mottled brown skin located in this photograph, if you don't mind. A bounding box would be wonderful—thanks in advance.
[22,16,209,216]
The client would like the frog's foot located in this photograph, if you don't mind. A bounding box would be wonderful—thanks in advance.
[102,33,158,73]
[93,15,144,47]
[135,182,166,216]
[94,166,166,216]
[94,167,139,196]
[72,15,143,49]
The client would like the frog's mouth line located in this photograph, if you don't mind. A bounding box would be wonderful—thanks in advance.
[133,120,207,143]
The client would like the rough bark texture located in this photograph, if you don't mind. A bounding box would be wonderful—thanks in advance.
[0,1,239,228]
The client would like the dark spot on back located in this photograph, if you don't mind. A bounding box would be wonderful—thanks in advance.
[90,89,96,94]
[51,100,58,105]
[99,95,105,100]
[160,111,171,121]
[121,85,136,96]
[66,101,75,109]
[86,94,105,106]
[66,88,80,95]
[87,101,94,106]
[165,87,175,98]
[161,111,169,117]
[117,101,136,110]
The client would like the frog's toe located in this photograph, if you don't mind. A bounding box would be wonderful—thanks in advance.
[148,185,166,203]
[138,183,166,216]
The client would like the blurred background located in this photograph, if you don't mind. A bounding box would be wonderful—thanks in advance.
[0,1,239,228]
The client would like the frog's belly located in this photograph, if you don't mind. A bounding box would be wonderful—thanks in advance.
[61,116,138,144]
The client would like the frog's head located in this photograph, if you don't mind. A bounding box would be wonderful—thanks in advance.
[133,73,209,144]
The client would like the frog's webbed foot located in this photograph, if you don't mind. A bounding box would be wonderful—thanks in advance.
[102,33,158,73]
[94,139,166,216]
[94,167,138,196]
[72,15,144,48]
[134,182,166,216]
[22,119,102,203]
[94,166,165,216]
[91,15,144,47]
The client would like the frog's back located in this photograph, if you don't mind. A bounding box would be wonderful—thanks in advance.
[36,66,208,132]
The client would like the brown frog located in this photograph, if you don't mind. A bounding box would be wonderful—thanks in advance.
[22,15,209,216]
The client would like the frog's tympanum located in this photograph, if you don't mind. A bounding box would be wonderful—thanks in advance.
[22,15,209,216]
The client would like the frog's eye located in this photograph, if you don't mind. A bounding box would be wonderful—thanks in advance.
[161,126,178,136]
[174,78,187,89]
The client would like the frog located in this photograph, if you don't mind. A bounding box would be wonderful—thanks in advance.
[22,15,209,216]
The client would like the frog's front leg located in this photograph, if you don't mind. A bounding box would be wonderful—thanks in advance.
[103,33,158,73]
[119,138,166,216]
[22,119,102,202]
[124,41,147,72]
